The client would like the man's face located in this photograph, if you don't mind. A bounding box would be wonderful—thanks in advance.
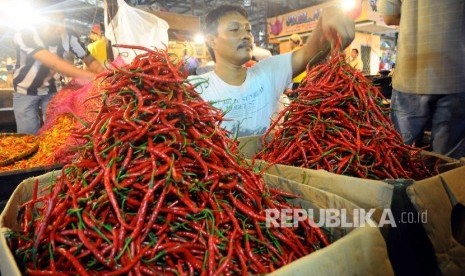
[88,32,99,42]
[41,12,66,44]
[351,50,358,59]
[209,12,254,66]
[289,40,298,50]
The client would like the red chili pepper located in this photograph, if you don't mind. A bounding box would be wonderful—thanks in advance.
[56,247,90,276]
[11,45,331,275]
[257,51,435,181]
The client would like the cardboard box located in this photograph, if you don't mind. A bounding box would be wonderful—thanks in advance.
[263,174,394,276]
[0,165,62,213]
[237,135,465,275]
[406,165,465,275]
[0,171,394,275]
[0,171,59,275]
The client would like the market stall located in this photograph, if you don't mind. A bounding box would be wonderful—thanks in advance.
[0,1,463,275]
[0,45,395,275]
[266,0,397,76]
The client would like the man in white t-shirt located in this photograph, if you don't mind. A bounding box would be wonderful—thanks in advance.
[190,5,354,137]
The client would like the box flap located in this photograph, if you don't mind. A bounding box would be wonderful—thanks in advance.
[407,166,465,275]
[270,226,393,276]
[439,165,465,206]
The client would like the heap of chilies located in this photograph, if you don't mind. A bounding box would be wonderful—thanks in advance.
[256,52,434,180]
[10,45,329,275]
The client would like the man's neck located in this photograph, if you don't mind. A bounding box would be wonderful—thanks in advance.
[214,61,247,86]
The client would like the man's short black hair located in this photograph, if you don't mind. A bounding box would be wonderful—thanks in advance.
[352,48,359,54]
[203,5,249,62]
[204,5,248,35]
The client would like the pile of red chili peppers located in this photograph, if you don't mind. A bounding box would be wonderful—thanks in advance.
[256,52,434,180]
[10,45,329,275]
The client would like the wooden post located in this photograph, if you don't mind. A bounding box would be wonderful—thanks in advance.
[104,0,118,25]
[103,0,117,61]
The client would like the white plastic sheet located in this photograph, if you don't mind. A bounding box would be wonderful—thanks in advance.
[105,0,169,64]
[253,46,272,61]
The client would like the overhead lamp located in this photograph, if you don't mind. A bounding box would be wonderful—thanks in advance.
[340,0,356,12]
[0,1,44,29]
[194,34,205,44]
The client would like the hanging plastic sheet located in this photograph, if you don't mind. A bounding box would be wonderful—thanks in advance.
[105,0,169,64]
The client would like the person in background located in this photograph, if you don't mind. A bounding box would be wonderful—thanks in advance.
[347,48,363,71]
[13,3,104,134]
[6,57,15,88]
[289,33,303,50]
[190,5,354,137]
[288,33,307,90]
[182,48,200,76]
[379,0,465,158]
[252,45,272,61]
[196,52,216,75]
[87,23,108,66]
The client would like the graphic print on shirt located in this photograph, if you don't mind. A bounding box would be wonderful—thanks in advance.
[212,84,271,137]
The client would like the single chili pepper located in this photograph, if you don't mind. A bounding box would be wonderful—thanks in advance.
[56,247,90,276]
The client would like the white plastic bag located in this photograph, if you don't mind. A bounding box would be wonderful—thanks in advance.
[105,0,169,64]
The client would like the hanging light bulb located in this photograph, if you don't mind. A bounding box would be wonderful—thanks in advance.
[0,1,44,29]
[341,0,356,11]
[194,34,205,44]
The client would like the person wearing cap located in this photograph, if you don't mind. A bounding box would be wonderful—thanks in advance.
[87,23,108,65]
[189,5,354,137]
[289,33,303,50]
[12,4,105,134]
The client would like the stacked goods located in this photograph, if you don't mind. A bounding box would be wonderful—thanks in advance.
[8,45,329,275]
[256,52,434,180]
[0,115,74,172]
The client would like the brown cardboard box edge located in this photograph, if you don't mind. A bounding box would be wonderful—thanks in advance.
[406,165,465,275]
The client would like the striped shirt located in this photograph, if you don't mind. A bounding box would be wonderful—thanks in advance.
[379,0,465,94]
[13,28,89,95]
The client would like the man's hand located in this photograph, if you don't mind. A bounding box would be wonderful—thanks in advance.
[319,7,355,51]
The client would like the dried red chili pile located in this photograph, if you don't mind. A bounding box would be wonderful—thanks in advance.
[0,114,75,172]
[256,52,434,180]
[10,45,328,275]
[1,76,109,172]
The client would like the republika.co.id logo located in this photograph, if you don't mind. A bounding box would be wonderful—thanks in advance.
[265,208,428,228]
